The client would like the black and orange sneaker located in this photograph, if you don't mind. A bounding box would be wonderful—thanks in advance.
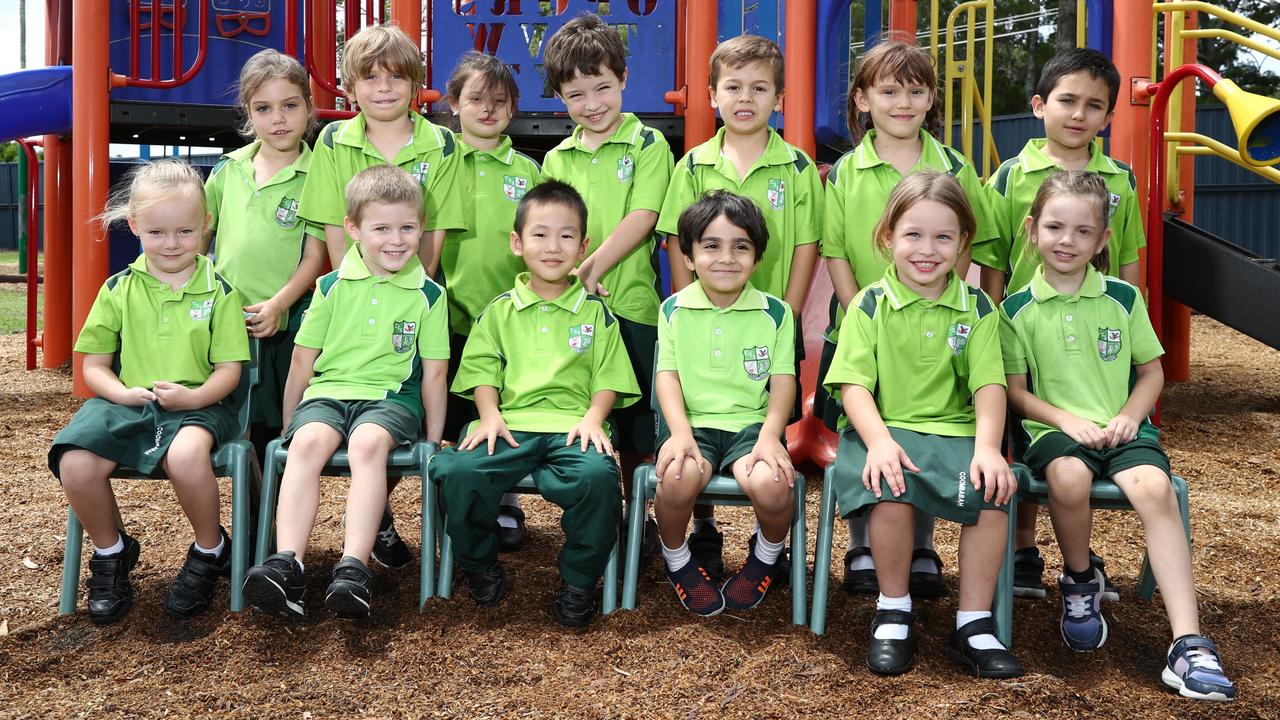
[722,551,783,611]
[666,562,725,617]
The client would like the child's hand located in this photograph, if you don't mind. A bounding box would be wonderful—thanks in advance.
[244,300,283,339]
[863,439,919,499]
[1060,414,1106,449]
[744,435,795,488]
[970,444,1016,505]
[573,260,609,297]
[122,386,157,407]
[656,432,708,482]
[567,417,614,455]
[1102,413,1140,448]
[460,413,519,455]
[152,381,198,411]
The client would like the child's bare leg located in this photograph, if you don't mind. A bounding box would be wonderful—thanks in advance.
[1112,465,1199,637]
[342,424,397,564]
[1015,503,1038,549]
[59,450,122,549]
[957,509,1008,612]
[733,457,793,544]
[1044,457,1095,573]
[654,457,710,551]
[161,426,222,548]
[869,502,914,597]
[276,423,344,562]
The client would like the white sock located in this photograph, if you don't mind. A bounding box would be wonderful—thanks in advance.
[752,531,785,565]
[912,511,935,549]
[497,494,522,528]
[874,593,912,640]
[957,610,1004,650]
[661,539,692,572]
[692,517,717,533]
[195,535,225,557]
[94,534,124,557]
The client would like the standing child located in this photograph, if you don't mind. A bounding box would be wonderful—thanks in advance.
[205,49,326,460]
[430,181,641,628]
[818,41,996,598]
[656,35,821,579]
[440,51,542,550]
[654,191,796,617]
[243,165,449,620]
[824,172,1020,678]
[1001,171,1235,701]
[49,159,250,623]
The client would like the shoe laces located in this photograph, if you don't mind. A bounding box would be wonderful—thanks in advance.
[376,525,402,547]
[1064,593,1095,619]
[333,563,369,585]
[1183,647,1225,674]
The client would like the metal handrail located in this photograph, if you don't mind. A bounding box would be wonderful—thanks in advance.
[1156,1,1280,45]
[942,0,995,178]
[1167,131,1280,184]
[118,0,209,89]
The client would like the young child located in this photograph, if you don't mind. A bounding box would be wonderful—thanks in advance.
[297,24,467,565]
[440,51,542,549]
[656,35,821,579]
[654,190,796,617]
[49,159,250,623]
[243,165,449,620]
[1000,171,1236,701]
[974,47,1145,600]
[204,49,326,460]
[824,171,1021,678]
[429,181,641,628]
[540,13,674,519]
[818,40,996,599]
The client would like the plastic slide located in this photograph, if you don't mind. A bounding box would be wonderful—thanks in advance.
[0,67,73,143]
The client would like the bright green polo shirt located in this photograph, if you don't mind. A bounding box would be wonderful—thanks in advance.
[1000,265,1163,447]
[541,113,673,326]
[657,281,795,433]
[298,112,468,245]
[440,135,541,335]
[656,128,822,301]
[823,266,1005,437]
[452,273,641,434]
[75,254,250,390]
[295,245,450,421]
[974,138,1145,294]
[205,140,324,327]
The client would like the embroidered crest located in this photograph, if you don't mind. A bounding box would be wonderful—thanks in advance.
[503,175,528,201]
[569,324,594,353]
[947,322,972,355]
[1107,192,1121,220]
[189,299,214,321]
[767,178,785,210]
[743,346,771,381]
[275,197,300,227]
[411,161,431,186]
[392,320,417,354]
[1098,327,1122,362]
[616,154,634,182]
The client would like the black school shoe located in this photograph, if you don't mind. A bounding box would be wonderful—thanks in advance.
[243,551,306,619]
[465,562,509,607]
[325,556,373,619]
[370,509,413,570]
[946,617,1025,679]
[86,532,142,625]
[496,505,527,552]
[909,548,948,598]
[1012,546,1047,599]
[842,547,879,595]
[688,524,726,583]
[866,609,916,675]
[553,580,596,628]
[163,527,232,619]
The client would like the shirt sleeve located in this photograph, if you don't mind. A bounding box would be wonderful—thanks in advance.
[965,303,1007,393]
[74,282,122,355]
[1114,177,1146,266]
[999,302,1029,375]
[971,175,1012,271]
[417,282,451,360]
[1127,291,1165,364]
[293,282,333,350]
[656,152,696,238]
[820,156,848,260]
[424,129,469,233]
[959,160,999,247]
[656,305,676,373]
[540,146,566,183]
[794,151,823,246]
[823,290,878,397]
[590,309,642,408]
[204,161,227,235]
[449,307,505,399]
[629,129,674,213]
[297,131,346,228]
[771,307,797,376]
[208,286,252,364]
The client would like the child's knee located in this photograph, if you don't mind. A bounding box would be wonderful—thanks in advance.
[58,450,110,491]
[1119,467,1176,511]
[346,424,395,464]
[656,459,704,506]
[742,467,792,516]
[1046,457,1093,503]
[165,428,216,475]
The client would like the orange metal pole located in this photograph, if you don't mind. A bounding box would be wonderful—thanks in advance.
[888,0,918,41]
[1107,0,1152,285]
[1162,10,1195,382]
[684,0,717,152]
[783,0,816,156]
[312,0,338,110]
[41,0,71,368]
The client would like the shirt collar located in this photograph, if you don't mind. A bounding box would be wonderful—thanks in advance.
[223,140,313,183]
[460,134,515,165]
[509,272,588,312]
[1029,264,1106,302]
[879,264,971,311]
[1019,138,1125,175]
[336,244,428,289]
[674,280,769,312]
[691,127,796,170]
[567,112,643,152]
[128,253,219,294]
[852,129,948,171]
[335,112,450,158]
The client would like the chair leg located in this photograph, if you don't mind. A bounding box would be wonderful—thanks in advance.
[621,465,649,610]
[229,449,250,612]
[790,473,808,627]
[809,467,837,635]
[59,508,83,615]
[419,453,437,607]
[993,496,1018,648]
[254,438,284,565]
[437,516,454,599]
[1136,474,1192,602]
[602,537,619,614]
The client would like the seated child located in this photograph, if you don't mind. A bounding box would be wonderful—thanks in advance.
[654,190,796,617]
[49,159,250,623]
[1001,170,1235,701]
[429,180,640,628]
[243,165,449,620]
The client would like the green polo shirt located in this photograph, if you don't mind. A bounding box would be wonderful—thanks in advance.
[1000,265,1163,447]
[541,112,673,326]
[205,140,324,327]
[452,273,641,434]
[657,281,795,433]
[974,138,1145,294]
[656,127,822,300]
[298,112,468,245]
[295,245,450,421]
[76,254,250,390]
[823,266,1005,437]
[440,134,541,335]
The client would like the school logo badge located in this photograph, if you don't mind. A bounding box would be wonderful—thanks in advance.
[1107,192,1121,220]
[189,299,214,321]
[1098,327,1122,362]
[617,154,634,182]
[503,175,528,201]
[768,178,785,210]
[275,197,300,228]
[412,161,431,186]
[743,346,771,381]
[947,322,972,355]
[392,320,417,354]
[569,324,594,353]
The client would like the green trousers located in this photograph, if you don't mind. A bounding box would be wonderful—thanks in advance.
[431,431,621,588]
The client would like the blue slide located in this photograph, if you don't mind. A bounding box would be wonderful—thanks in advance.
[0,67,73,143]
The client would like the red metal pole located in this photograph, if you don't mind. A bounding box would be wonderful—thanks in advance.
[19,140,41,371]
[783,0,816,157]
[888,0,918,41]
[285,0,298,56]
[665,0,716,154]
[1108,0,1153,285]
[1162,12,1196,382]
[310,0,339,109]
[42,0,72,369]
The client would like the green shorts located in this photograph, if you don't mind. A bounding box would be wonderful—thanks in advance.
[656,424,763,474]
[612,317,657,455]
[832,426,1007,525]
[1023,429,1170,479]
[813,297,843,433]
[251,295,310,430]
[49,397,239,478]
[284,398,421,448]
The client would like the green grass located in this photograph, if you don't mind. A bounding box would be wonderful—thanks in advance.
[0,251,18,266]
[0,284,41,334]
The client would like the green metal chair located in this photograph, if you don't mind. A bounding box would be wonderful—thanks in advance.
[59,339,261,614]
[253,437,440,608]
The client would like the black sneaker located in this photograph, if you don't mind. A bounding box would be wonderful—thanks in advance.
[163,528,231,619]
[842,546,879,595]
[465,562,509,607]
[1090,549,1119,602]
[1013,546,1047,599]
[496,505,527,553]
[325,556,373,619]
[722,550,784,611]
[370,509,413,570]
[747,532,792,587]
[553,580,596,627]
[243,551,306,619]
[86,532,141,625]
[688,523,726,583]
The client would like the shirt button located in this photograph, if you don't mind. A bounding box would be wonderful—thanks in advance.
[541,327,549,334]
[1065,314,1073,322]
[591,158,598,165]
[714,328,722,335]
[925,330,934,338]
[371,298,378,305]
[368,318,376,325]
[1067,334,1076,342]
[540,305,550,312]
[479,170,486,177]
[162,317,169,324]
[714,350,721,357]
